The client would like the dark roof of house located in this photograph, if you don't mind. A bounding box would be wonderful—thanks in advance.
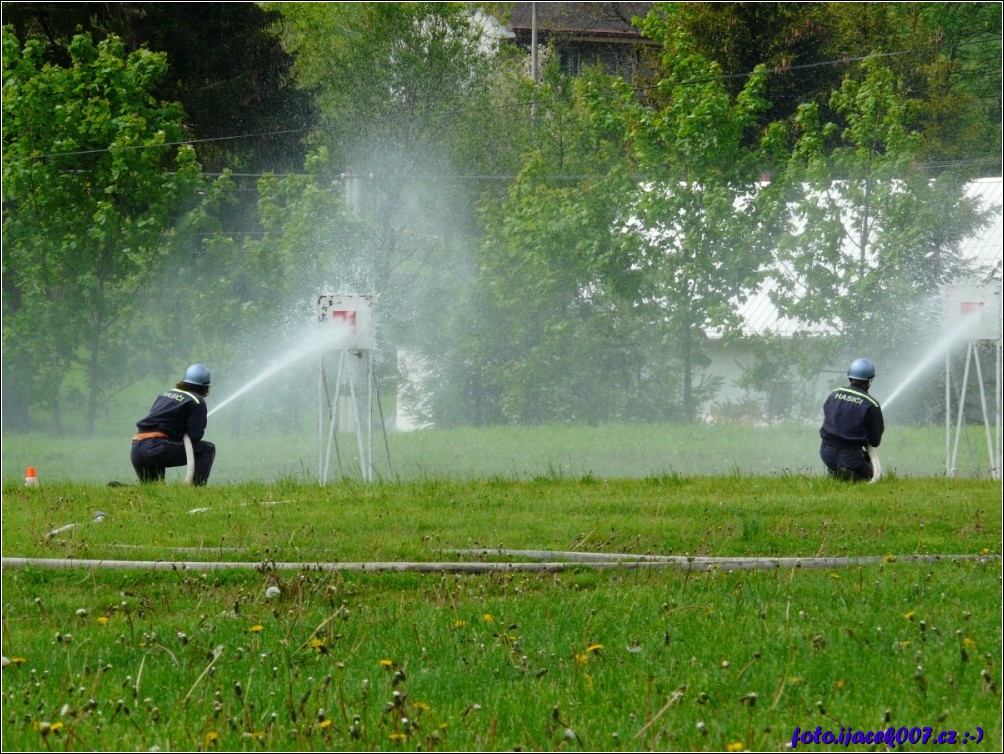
[508,2,654,39]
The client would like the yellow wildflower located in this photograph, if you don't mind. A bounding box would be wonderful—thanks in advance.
[96,616,109,625]
[726,742,745,752]
[318,719,333,729]
[575,653,589,665]
[587,643,604,653]
[379,659,395,668]
[453,619,466,628]
[389,731,406,742]
[963,637,977,649]
[204,731,219,747]
[483,614,494,623]
[248,625,264,633]
[904,611,916,621]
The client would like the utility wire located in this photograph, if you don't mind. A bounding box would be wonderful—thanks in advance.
[7,39,999,164]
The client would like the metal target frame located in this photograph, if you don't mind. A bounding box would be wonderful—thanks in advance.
[316,294,393,483]
[942,284,1002,479]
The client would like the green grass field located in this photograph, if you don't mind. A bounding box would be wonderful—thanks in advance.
[2,464,1001,751]
[1,420,998,485]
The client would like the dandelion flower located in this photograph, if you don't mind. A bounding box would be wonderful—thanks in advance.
[379,659,395,668]
[482,614,494,623]
[96,616,109,625]
[389,732,406,742]
[587,643,604,653]
[249,625,264,633]
[317,719,333,729]
[204,731,219,746]
[963,637,977,649]
[453,620,466,628]
[575,653,589,665]
[904,610,916,621]
[726,742,745,752]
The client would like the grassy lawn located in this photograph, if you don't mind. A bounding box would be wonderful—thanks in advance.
[2,472,1001,751]
[1,422,997,485]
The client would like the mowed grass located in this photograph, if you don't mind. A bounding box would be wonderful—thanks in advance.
[2,476,1001,751]
[2,421,998,485]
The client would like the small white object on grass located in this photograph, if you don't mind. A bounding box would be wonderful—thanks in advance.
[265,586,281,600]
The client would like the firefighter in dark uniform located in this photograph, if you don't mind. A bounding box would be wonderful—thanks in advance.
[819,358,884,481]
[131,364,216,485]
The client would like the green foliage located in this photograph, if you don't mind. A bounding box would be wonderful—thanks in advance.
[772,60,997,366]
[2,29,202,433]
[2,2,316,173]
[465,20,785,424]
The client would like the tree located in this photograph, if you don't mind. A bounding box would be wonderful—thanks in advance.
[271,3,532,418]
[769,60,996,374]
[605,15,784,422]
[2,29,202,432]
[671,1,840,140]
[672,2,1001,175]
[457,10,783,425]
[2,1,316,173]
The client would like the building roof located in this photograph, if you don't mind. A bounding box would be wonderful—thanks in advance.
[508,2,654,39]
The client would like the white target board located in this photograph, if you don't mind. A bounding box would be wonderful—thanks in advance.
[317,294,374,350]
[942,284,1002,341]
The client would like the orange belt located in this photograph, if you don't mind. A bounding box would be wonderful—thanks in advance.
[132,431,168,441]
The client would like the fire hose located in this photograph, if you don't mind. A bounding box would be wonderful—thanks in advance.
[867,444,882,484]
[183,433,195,485]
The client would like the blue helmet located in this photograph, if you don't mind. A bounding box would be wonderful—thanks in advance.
[847,358,875,382]
[183,363,211,386]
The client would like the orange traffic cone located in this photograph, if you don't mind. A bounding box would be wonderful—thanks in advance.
[25,466,38,488]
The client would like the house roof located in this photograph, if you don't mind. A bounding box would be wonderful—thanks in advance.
[507,2,654,39]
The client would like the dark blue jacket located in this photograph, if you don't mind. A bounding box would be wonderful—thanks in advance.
[136,389,208,442]
[819,383,884,449]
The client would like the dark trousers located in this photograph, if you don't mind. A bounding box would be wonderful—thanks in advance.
[820,443,872,482]
[131,437,215,485]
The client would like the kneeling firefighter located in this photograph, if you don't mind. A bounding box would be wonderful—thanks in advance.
[819,358,884,482]
[131,364,216,485]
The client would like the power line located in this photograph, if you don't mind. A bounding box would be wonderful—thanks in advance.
[8,39,997,164]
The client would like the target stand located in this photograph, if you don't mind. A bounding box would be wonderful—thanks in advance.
[942,284,1002,479]
[317,294,393,483]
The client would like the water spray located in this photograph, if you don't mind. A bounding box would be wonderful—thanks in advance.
[207,321,354,418]
[882,310,985,410]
